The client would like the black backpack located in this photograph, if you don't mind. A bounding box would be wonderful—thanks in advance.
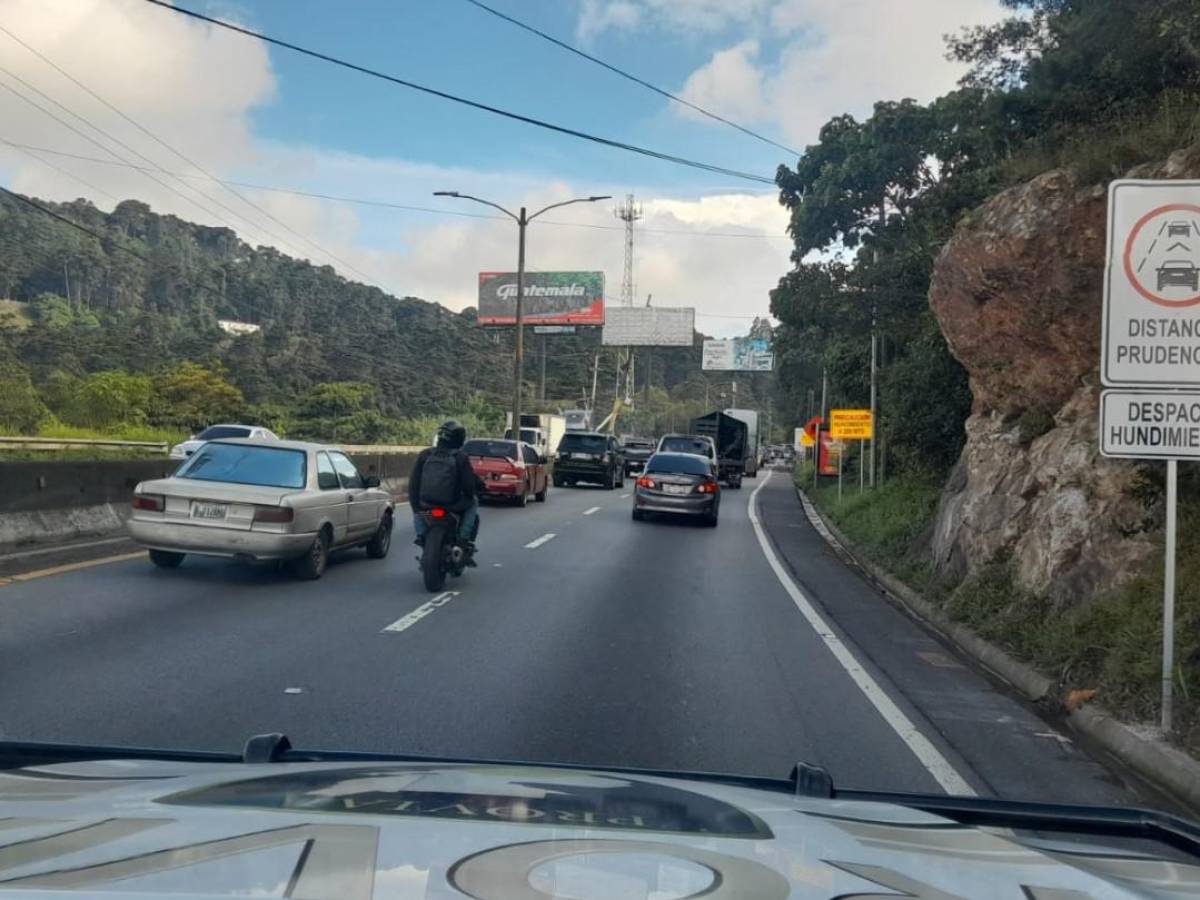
[419,448,460,506]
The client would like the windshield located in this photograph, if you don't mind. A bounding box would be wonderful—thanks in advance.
[176,443,306,488]
[559,434,606,453]
[463,439,518,460]
[659,436,711,456]
[646,454,711,476]
[2,0,1195,861]
[195,425,252,440]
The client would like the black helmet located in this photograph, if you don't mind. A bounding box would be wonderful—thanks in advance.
[437,419,466,449]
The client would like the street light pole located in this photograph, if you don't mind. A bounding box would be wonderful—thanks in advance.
[513,206,527,441]
[433,191,610,443]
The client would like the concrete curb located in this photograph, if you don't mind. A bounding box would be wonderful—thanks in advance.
[795,483,1200,810]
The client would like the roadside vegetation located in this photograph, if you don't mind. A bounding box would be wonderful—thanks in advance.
[799,463,1200,750]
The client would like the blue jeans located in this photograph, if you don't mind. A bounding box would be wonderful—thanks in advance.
[413,500,478,543]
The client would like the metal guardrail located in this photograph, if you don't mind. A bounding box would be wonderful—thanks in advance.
[0,436,169,453]
[338,444,427,453]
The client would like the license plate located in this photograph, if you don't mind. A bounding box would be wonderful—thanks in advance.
[572,453,593,460]
[191,502,228,520]
[662,484,691,495]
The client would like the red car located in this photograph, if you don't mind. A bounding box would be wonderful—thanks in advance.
[462,438,549,507]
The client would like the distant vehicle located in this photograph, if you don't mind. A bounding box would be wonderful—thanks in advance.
[621,437,657,475]
[127,439,393,579]
[1157,259,1199,291]
[690,411,748,489]
[1168,221,1193,237]
[632,452,720,526]
[656,433,718,466]
[724,408,760,476]
[169,424,279,460]
[563,408,593,431]
[463,438,548,507]
[504,413,566,460]
[553,431,624,489]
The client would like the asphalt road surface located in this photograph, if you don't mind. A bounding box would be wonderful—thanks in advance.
[0,469,1144,808]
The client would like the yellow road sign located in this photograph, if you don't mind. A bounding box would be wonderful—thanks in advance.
[829,409,873,440]
[799,431,815,447]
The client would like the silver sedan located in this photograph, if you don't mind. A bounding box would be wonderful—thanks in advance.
[127,439,394,579]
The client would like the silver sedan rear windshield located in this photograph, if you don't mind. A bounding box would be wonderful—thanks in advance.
[176,443,306,488]
[647,454,711,476]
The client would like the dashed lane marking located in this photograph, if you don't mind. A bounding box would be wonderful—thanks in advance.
[524,533,557,549]
[0,552,147,587]
[748,471,976,797]
[381,591,460,633]
[583,507,601,516]
[620,493,631,499]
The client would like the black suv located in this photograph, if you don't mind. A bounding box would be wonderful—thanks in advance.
[621,437,656,476]
[553,432,625,490]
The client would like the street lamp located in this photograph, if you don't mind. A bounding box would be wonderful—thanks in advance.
[433,192,611,444]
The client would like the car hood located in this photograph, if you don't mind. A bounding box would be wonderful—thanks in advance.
[0,758,1191,898]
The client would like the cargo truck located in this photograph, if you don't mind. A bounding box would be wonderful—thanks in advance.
[724,408,760,477]
[689,411,748,489]
[504,413,566,460]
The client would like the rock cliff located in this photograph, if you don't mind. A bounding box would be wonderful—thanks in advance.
[927,145,1200,605]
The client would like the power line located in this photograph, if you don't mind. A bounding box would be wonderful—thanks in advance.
[0,22,376,284]
[0,141,793,241]
[140,0,777,186]
[460,0,799,158]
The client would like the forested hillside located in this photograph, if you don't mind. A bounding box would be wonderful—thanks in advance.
[0,193,747,442]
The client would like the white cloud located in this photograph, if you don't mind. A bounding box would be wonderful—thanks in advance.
[678,39,770,124]
[576,0,642,41]
[587,0,1006,148]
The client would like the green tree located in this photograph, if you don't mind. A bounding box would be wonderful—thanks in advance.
[151,362,244,431]
[62,370,152,429]
[0,362,50,433]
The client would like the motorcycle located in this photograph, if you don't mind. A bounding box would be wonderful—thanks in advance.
[417,507,471,592]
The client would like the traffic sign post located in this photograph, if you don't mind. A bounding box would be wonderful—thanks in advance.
[830,410,873,497]
[1101,180,1200,733]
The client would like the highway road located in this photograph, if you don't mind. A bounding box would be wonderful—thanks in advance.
[0,469,1145,808]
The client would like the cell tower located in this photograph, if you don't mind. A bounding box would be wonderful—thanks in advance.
[614,194,643,307]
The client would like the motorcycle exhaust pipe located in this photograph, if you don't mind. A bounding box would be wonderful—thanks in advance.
[450,546,465,565]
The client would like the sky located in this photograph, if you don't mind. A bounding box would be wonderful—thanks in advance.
[0,0,1006,337]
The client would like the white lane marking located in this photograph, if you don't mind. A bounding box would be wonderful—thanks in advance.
[381,591,460,633]
[583,507,601,516]
[748,471,976,796]
[284,687,304,695]
[525,533,557,549]
[620,493,631,499]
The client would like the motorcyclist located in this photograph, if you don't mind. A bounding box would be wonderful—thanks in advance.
[408,420,484,565]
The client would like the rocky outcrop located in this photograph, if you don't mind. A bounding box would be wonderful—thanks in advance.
[927,146,1200,604]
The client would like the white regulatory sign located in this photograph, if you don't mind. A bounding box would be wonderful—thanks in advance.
[1100,389,1200,459]
[1103,180,1200,387]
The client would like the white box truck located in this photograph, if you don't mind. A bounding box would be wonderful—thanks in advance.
[724,408,760,476]
[506,413,567,460]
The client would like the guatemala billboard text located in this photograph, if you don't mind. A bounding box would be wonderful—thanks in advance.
[478,271,605,326]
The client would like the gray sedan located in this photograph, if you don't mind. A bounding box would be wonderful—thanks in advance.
[631,452,721,526]
[127,439,394,579]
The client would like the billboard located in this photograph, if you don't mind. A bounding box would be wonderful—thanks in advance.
[602,307,695,346]
[702,338,774,371]
[478,271,604,326]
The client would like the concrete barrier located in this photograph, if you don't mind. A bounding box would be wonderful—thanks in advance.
[0,452,421,551]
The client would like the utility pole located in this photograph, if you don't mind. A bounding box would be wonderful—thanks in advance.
[870,199,884,488]
[590,352,600,416]
[538,333,547,402]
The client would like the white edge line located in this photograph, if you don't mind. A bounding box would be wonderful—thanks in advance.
[583,507,601,516]
[524,533,557,549]
[748,470,976,796]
